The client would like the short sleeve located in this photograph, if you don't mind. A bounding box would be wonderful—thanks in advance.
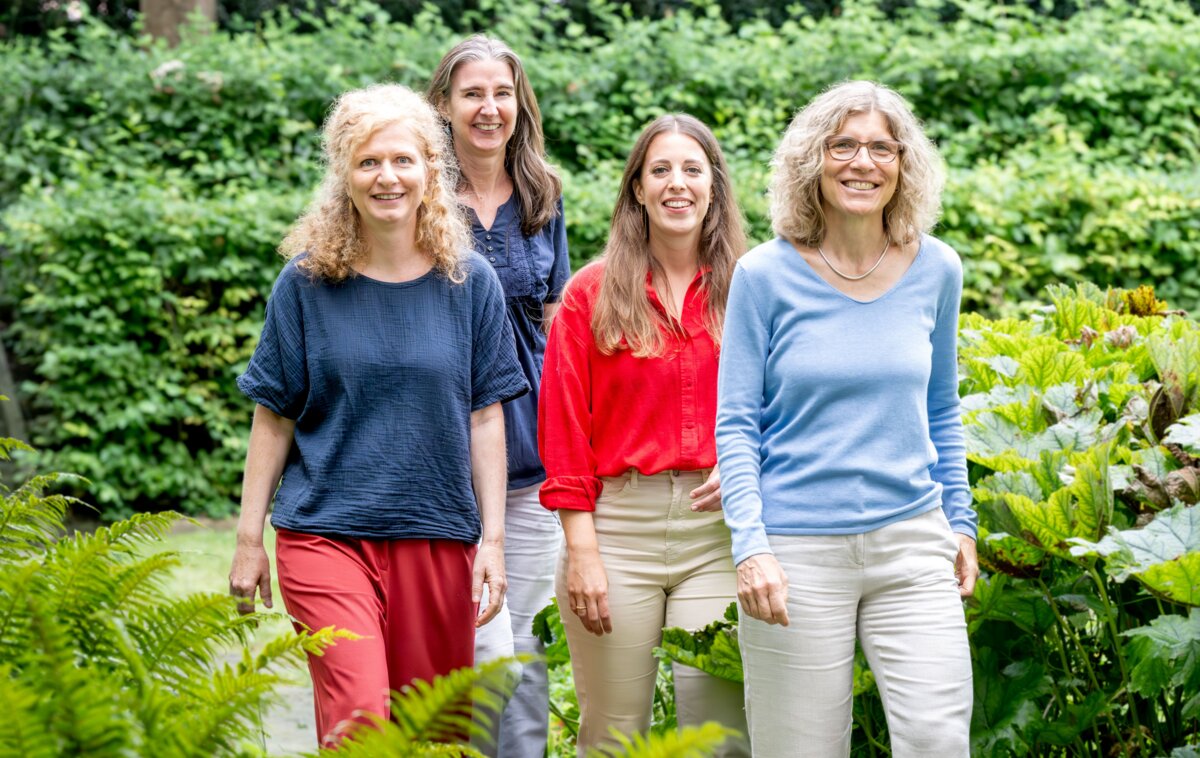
[471,259,531,410]
[546,197,571,303]
[237,264,309,419]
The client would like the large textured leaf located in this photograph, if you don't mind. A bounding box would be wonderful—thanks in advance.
[971,648,1049,755]
[1122,610,1200,701]
[653,602,743,684]
[1017,344,1089,389]
[1165,414,1200,456]
[1072,504,1200,605]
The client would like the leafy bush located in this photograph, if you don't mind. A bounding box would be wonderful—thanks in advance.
[4,0,1200,517]
[634,284,1200,755]
[2,179,302,516]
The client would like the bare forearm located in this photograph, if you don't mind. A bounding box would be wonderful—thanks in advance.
[470,402,507,545]
[559,509,599,553]
[237,404,295,546]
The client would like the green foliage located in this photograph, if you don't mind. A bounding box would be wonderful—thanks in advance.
[0,424,347,757]
[963,284,1200,754]
[2,179,302,517]
[4,0,1200,516]
[653,601,742,683]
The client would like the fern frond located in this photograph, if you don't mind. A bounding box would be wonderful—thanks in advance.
[0,478,75,561]
[392,656,525,744]
[101,511,188,547]
[27,595,138,755]
[111,551,181,609]
[0,665,59,758]
[0,435,33,460]
[133,593,256,684]
[243,623,360,677]
[315,657,529,758]
[170,666,285,757]
[0,561,39,660]
[588,722,738,758]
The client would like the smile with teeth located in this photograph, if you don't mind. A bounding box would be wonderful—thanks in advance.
[373,193,405,200]
[844,181,878,190]
[664,199,693,208]
[474,123,502,131]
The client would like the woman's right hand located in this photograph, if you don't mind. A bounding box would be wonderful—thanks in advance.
[737,553,789,626]
[565,546,612,636]
[229,542,273,616]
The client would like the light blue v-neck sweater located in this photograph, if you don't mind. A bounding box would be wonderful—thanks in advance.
[716,235,977,565]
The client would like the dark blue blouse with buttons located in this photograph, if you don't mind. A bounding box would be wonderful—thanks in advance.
[471,194,571,489]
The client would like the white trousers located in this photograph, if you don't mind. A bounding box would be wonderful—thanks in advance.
[739,508,972,758]
[474,484,562,758]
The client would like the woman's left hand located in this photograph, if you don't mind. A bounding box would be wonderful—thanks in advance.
[689,466,723,512]
[955,535,978,597]
[472,541,507,627]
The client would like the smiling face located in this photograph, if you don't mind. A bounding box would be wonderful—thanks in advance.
[633,131,713,248]
[348,122,428,239]
[819,110,900,225]
[444,57,518,159]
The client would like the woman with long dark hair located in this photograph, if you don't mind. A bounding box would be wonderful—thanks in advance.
[539,114,749,757]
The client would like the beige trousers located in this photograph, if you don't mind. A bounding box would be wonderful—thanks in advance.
[739,508,972,757]
[557,470,749,757]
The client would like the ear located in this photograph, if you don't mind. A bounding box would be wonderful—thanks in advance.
[633,179,644,206]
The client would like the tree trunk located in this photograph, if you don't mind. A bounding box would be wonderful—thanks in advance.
[0,338,27,443]
[141,0,216,46]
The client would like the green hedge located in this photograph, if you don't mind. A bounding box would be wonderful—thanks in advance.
[3,0,1200,516]
[2,179,302,515]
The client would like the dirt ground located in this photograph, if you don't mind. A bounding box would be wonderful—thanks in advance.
[262,683,317,755]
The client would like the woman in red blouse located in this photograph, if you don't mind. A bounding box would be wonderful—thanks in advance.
[538,114,748,756]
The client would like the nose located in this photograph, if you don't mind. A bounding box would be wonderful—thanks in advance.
[668,167,686,189]
[848,145,874,168]
[481,95,498,115]
[378,161,398,185]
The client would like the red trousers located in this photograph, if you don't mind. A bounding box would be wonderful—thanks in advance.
[274,530,477,746]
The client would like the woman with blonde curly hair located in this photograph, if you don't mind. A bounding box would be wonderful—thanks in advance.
[539,114,748,756]
[228,83,529,748]
[716,80,977,756]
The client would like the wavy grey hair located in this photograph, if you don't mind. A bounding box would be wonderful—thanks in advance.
[769,80,945,246]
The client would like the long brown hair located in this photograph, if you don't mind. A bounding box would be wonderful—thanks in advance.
[591,114,745,357]
[427,35,562,237]
[280,84,468,283]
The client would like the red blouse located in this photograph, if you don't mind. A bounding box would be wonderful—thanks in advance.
[537,261,719,512]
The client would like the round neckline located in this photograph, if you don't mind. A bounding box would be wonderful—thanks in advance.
[789,236,927,305]
[349,265,437,288]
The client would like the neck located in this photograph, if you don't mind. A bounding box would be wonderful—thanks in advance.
[648,233,702,277]
[361,223,425,274]
[820,215,888,264]
[456,143,508,198]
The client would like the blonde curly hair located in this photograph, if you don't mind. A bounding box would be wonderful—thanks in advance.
[769,80,945,247]
[281,84,469,283]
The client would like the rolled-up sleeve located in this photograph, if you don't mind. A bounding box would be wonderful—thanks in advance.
[538,281,603,511]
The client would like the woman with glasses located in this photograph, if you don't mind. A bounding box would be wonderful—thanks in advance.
[715,80,978,756]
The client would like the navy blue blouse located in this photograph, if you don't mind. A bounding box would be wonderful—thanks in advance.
[237,253,530,542]
[470,195,571,489]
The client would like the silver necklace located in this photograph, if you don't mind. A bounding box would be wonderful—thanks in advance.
[817,239,890,281]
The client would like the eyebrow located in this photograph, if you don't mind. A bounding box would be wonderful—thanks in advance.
[457,81,516,92]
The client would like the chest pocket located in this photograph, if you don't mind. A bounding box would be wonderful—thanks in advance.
[479,220,537,302]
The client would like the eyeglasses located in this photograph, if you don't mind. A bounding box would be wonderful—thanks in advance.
[824,138,904,164]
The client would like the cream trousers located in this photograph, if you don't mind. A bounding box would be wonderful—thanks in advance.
[557,470,749,757]
[739,508,972,757]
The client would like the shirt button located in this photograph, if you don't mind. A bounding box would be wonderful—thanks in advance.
[487,245,494,252]
[489,256,497,262]
[485,234,492,240]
